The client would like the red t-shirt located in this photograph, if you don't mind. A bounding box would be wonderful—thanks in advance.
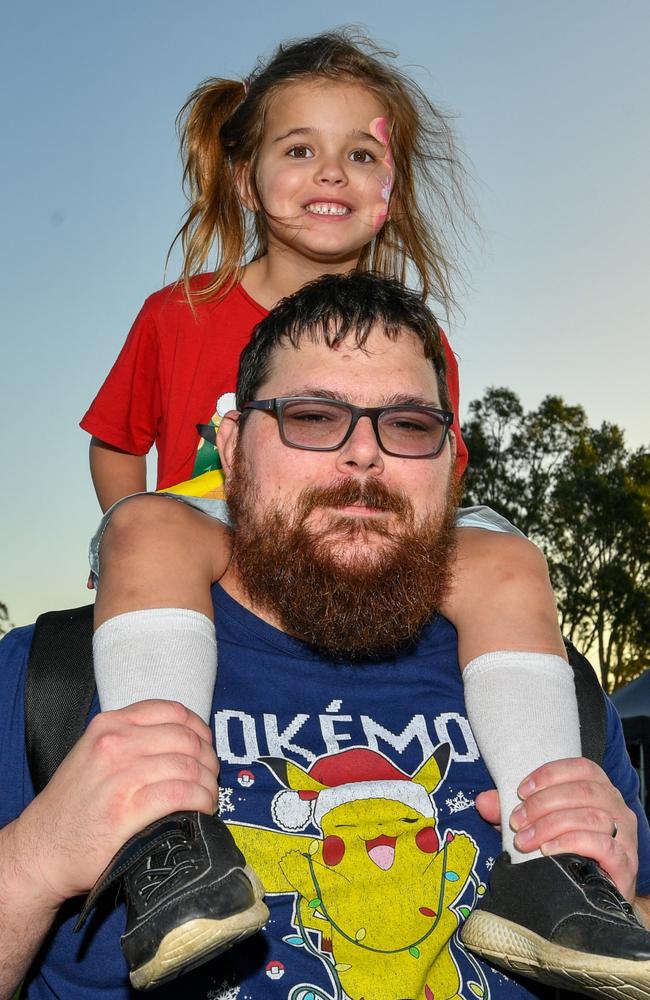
[81,277,468,489]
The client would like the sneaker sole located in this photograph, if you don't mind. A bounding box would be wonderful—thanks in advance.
[462,910,650,998]
[129,866,270,991]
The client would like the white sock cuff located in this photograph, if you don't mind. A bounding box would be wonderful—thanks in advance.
[463,650,574,688]
[95,608,215,644]
[93,608,217,721]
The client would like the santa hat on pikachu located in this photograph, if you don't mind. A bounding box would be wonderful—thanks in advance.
[264,747,440,833]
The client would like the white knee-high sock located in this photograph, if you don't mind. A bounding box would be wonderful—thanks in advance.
[462,651,581,862]
[93,608,217,724]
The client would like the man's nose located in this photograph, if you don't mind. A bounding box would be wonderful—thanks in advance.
[335,416,384,475]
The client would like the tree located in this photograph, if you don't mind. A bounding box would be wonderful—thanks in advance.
[462,389,650,692]
[0,601,12,638]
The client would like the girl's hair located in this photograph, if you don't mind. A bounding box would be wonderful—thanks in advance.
[174,27,473,313]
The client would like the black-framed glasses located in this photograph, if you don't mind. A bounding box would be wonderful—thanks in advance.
[242,396,454,458]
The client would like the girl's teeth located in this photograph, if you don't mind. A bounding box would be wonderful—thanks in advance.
[306,203,349,216]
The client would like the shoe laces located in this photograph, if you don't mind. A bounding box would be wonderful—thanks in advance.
[135,834,199,904]
[569,859,638,921]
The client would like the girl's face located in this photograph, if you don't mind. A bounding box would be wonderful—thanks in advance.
[245,79,394,268]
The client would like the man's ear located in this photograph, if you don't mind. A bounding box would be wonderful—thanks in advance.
[449,427,457,464]
[217,410,241,477]
[235,163,258,213]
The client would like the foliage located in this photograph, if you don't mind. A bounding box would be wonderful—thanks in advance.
[462,389,650,692]
[0,602,12,639]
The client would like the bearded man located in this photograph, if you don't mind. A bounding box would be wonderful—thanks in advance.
[1,272,649,1000]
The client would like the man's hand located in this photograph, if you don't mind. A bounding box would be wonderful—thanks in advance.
[12,700,219,908]
[475,757,638,901]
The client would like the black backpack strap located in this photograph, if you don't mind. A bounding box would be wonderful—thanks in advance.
[564,638,607,765]
[26,604,96,794]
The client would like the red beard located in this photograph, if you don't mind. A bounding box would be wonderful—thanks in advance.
[227,455,461,659]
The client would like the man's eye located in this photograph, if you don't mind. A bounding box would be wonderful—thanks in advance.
[387,418,429,433]
[287,145,313,159]
[289,410,335,424]
[349,148,375,163]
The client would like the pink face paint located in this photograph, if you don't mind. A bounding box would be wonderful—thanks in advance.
[369,116,395,232]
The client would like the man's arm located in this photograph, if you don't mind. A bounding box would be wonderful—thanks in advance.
[0,700,218,995]
[0,820,64,998]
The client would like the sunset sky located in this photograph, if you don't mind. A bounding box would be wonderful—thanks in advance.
[2,0,648,626]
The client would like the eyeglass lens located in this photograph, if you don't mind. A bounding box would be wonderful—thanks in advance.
[280,400,446,456]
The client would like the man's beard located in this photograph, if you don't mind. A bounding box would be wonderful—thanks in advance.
[227,455,460,660]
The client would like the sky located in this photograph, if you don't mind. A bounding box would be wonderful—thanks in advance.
[2,0,649,627]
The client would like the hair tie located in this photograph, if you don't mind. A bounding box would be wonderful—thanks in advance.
[242,76,251,98]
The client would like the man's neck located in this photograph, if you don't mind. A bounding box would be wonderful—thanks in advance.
[218,564,285,631]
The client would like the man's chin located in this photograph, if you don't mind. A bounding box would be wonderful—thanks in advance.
[313,532,395,571]
[306,513,396,563]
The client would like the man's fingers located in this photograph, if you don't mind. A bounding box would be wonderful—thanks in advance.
[101,699,213,745]
[86,707,218,776]
[105,753,219,806]
[538,829,637,901]
[511,781,629,849]
[518,756,604,798]
[475,789,500,826]
[513,805,632,853]
[132,778,218,821]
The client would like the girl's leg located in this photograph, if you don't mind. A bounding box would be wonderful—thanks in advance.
[443,526,581,862]
[93,494,229,722]
[453,527,650,996]
[88,493,268,988]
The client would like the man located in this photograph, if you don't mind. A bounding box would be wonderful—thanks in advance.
[1,272,649,1000]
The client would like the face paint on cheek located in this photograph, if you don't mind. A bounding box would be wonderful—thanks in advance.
[369,117,395,233]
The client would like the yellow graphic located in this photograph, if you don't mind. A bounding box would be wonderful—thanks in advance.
[158,391,238,500]
[159,468,225,500]
[230,746,484,1000]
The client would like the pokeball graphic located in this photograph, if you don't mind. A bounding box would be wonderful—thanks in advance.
[237,769,255,788]
[265,960,285,980]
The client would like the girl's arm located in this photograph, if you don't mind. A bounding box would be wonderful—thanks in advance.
[89,436,147,512]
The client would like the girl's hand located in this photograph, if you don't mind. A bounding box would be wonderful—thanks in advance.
[476,757,638,901]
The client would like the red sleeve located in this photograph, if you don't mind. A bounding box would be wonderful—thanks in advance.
[79,299,163,456]
[441,332,468,477]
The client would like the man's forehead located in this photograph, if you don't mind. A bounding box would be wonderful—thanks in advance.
[260,324,437,400]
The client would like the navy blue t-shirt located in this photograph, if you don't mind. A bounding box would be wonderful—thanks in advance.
[1,585,648,1000]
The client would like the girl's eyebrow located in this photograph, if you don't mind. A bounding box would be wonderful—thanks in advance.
[272,127,314,143]
[272,127,385,146]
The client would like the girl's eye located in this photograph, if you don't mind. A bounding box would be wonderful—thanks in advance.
[349,149,375,163]
[287,145,313,159]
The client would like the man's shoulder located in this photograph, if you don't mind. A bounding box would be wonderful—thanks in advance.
[0,624,34,722]
[0,622,35,667]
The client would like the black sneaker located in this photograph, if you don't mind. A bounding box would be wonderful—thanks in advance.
[460,852,650,997]
[76,811,269,990]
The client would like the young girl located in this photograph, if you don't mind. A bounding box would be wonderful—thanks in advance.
[80,30,585,991]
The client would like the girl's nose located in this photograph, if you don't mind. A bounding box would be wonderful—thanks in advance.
[314,155,347,186]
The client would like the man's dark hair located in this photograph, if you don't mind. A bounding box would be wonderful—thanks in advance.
[236,271,451,410]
